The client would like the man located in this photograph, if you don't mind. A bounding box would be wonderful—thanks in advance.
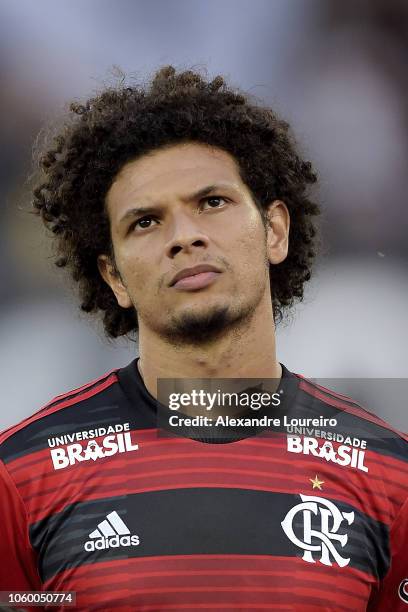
[0,66,406,611]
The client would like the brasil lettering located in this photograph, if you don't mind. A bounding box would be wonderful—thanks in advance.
[287,435,368,472]
[48,423,139,470]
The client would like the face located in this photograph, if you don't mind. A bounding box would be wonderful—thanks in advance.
[99,142,289,345]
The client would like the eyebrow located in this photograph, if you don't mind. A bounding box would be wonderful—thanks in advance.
[118,206,158,227]
[117,183,236,227]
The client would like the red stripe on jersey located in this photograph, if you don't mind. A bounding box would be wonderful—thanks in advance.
[6,431,285,481]
[44,555,373,612]
[57,568,368,592]
[17,446,401,500]
[44,554,376,589]
[296,374,363,405]
[14,450,297,490]
[6,437,399,524]
[5,431,283,475]
[69,586,356,612]
[50,566,371,604]
[0,373,118,445]
[368,451,408,476]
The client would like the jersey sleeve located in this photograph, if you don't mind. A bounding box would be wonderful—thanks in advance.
[368,496,408,610]
[0,458,41,591]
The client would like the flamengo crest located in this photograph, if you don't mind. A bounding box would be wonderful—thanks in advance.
[281,494,355,567]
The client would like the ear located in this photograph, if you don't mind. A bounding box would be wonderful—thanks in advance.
[265,200,290,265]
[97,254,133,309]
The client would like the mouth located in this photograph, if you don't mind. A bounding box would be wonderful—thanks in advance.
[172,271,220,290]
[169,264,222,291]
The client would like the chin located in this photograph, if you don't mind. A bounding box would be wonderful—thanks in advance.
[164,292,261,345]
[165,305,234,344]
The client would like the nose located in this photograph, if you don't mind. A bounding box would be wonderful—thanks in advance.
[164,213,210,259]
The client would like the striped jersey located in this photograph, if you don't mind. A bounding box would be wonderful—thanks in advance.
[0,358,407,611]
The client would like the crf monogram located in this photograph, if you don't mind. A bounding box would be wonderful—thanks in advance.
[399,579,408,604]
[281,494,355,567]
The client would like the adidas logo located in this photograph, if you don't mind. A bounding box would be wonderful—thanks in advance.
[84,511,140,552]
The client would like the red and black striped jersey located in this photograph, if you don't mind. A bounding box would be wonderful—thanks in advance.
[0,359,407,611]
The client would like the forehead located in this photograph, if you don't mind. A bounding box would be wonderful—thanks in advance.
[106,142,246,214]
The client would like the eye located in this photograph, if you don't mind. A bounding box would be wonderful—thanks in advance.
[200,196,229,210]
[130,215,158,232]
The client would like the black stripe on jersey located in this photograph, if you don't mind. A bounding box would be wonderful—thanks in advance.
[30,489,389,583]
[0,382,155,464]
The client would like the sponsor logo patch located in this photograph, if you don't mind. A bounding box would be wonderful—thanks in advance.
[48,423,139,470]
[84,511,140,552]
[287,436,368,472]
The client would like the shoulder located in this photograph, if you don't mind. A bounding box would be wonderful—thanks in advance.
[294,373,408,445]
[0,367,120,463]
[289,372,408,492]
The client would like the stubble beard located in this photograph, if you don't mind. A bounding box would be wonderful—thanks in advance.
[160,283,267,347]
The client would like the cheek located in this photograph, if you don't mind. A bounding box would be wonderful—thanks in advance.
[233,214,267,256]
[119,249,153,290]
[225,218,268,278]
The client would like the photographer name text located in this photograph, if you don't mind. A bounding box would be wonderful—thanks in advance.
[167,415,337,428]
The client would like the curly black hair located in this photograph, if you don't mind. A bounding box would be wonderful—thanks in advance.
[32,65,320,339]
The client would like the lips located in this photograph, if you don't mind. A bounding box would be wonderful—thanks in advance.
[169,264,222,287]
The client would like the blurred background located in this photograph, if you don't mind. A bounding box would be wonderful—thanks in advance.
[0,0,407,430]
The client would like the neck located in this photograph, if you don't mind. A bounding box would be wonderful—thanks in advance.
[136,291,281,399]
